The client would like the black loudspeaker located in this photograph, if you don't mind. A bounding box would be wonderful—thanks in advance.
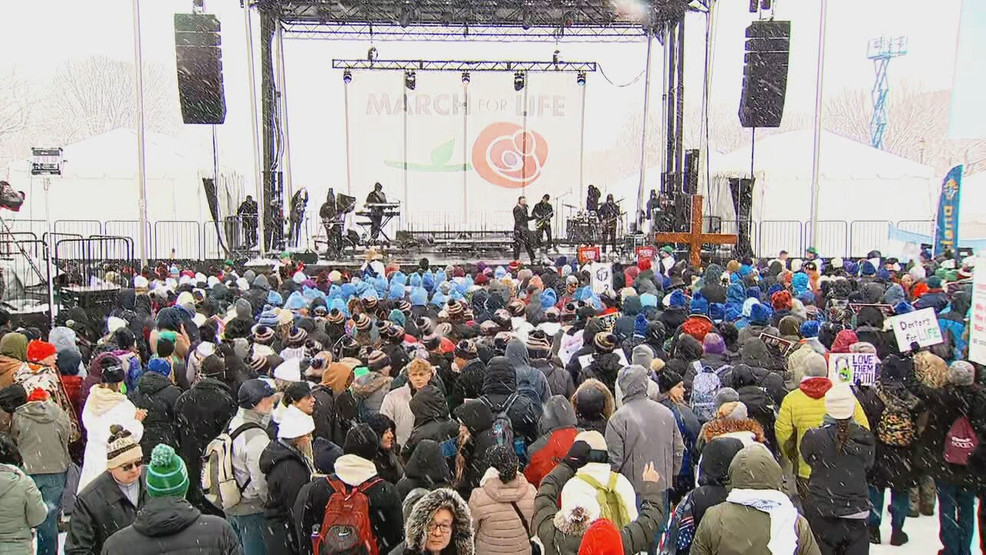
[728,178,756,257]
[175,14,226,125]
[739,20,790,128]
[683,149,700,195]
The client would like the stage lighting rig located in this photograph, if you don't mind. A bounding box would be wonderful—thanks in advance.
[461,71,471,85]
[576,71,586,86]
[405,70,416,90]
[343,69,352,84]
[514,71,526,92]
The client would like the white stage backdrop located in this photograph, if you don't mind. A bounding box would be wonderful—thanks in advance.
[346,70,584,231]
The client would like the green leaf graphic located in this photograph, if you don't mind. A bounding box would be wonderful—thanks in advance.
[430,139,455,166]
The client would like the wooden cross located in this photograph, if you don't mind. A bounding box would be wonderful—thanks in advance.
[655,194,737,268]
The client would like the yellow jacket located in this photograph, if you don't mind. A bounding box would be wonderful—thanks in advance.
[774,378,870,479]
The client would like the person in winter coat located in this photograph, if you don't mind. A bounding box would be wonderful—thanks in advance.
[353,350,394,417]
[312,360,357,447]
[525,395,578,487]
[468,445,536,555]
[691,445,821,555]
[654,371,701,503]
[260,404,314,554]
[577,333,624,393]
[911,359,986,555]
[389,487,474,555]
[505,339,551,404]
[937,291,970,364]
[730,363,778,451]
[383,358,436,448]
[79,363,145,491]
[366,412,405,485]
[775,358,869,492]
[402,384,459,462]
[661,437,746,555]
[564,317,608,383]
[101,444,241,555]
[129,358,181,462]
[66,426,147,555]
[453,399,497,498]
[0,435,46,555]
[571,379,614,436]
[607,365,683,498]
[174,360,237,516]
[855,355,921,546]
[854,306,898,361]
[478,357,540,446]
[800,385,875,555]
[665,334,703,387]
[297,424,404,555]
[449,340,487,412]
[560,431,638,527]
[10,388,70,555]
[527,331,574,400]
[225,379,278,555]
[532,440,665,555]
[397,438,453,501]
[0,332,27,389]
[913,276,948,313]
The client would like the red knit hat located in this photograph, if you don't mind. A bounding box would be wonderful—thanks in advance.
[26,341,57,364]
[638,257,652,272]
[578,519,623,555]
[771,290,793,311]
[26,388,49,403]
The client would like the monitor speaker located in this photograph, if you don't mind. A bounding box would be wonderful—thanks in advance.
[175,13,226,125]
[739,20,790,128]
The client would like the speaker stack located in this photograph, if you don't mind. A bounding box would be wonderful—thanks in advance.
[174,13,227,125]
[739,20,790,128]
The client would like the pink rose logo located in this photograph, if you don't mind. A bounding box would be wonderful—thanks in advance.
[472,122,549,189]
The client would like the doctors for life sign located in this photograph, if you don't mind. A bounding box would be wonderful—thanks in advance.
[889,307,943,352]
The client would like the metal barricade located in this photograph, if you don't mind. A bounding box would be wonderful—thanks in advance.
[0,238,49,304]
[759,221,803,259]
[43,233,84,260]
[54,220,102,238]
[716,220,759,257]
[897,220,934,238]
[153,221,201,260]
[849,220,891,257]
[812,221,849,258]
[4,219,47,239]
[104,220,150,258]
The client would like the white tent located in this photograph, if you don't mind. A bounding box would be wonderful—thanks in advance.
[708,130,938,224]
[5,128,244,231]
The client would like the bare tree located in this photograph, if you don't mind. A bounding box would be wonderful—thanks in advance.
[0,69,31,140]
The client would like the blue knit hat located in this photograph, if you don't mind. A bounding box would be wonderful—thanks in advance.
[409,273,422,288]
[749,303,773,325]
[388,283,404,300]
[894,301,915,315]
[147,357,171,377]
[800,320,821,338]
[797,291,815,307]
[927,276,943,289]
[690,293,709,315]
[709,303,725,323]
[640,293,658,309]
[669,290,687,308]
[146,444,189,498]
[876,268,890,281]
[634,314,649,337]
[767,284,783,297]
[410,287,428,307]
[843,260,859,276]
[257,305,279,327]
[541,289,558,309]
[860,261,876,276]
[746,287,761,300]
[284,291,307,311]
[725,306,743,322]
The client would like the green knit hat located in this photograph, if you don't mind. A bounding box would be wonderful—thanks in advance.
[146,444,189,498]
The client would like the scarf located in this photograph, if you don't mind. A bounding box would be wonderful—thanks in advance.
[86,386,127,416]
[726,488,798,555]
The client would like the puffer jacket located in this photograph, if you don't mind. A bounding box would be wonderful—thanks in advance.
[532,357,574,401]
[129,371,181,462]
[801,418,875,518]
[479,357,541,445]
[381,384,415,448]
[532,463,664,555]
[390,488,474,555]
[468,469,536,555]
[396,439,452,501]
[775,377,870,479]
[352,371,393,416]
[0,464,45,554]
[100,496,240,555]
[525,396,578,487]
[690,446,820,555]
[10,400,71,475]
[401,385,458,462]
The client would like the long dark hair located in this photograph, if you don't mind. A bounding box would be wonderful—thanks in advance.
[834,419,851,454]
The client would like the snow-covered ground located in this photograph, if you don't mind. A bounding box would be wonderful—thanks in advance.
[871,501,980,554]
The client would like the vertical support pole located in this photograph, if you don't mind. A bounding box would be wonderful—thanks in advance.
[578,75,587,224]
[402,81,409,231]
[809,0,829,249]
[275,25,294,221]
[243,0,266,255]
[462,81,469,225]
[132,0,149,269]
[343,77,352,196]
[636,31,654,227]
[44,178,55,328]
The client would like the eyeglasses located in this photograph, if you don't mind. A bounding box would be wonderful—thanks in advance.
[427,522,452,535]
[120,461,143,472]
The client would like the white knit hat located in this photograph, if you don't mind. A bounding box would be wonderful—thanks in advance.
[825,384,856,420]
[274,358,302,382]
[278,405,315,439]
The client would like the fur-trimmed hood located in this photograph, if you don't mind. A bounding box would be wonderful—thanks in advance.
[700,417,766,444]
[403,488,474,555]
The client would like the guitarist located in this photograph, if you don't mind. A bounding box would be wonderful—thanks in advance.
[598,193,620,253]
[532,194,555,252]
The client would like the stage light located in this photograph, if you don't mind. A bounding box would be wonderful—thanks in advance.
[514,71,526,92]
[576,71,586,86]
[461,71,471,85]
[405,70,416,91]
[343,69,352,84]
[553,50,560,65]
[367,47,378,62]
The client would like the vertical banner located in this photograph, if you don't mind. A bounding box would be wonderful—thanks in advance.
[347,71,406,220]
[933,165,963,257]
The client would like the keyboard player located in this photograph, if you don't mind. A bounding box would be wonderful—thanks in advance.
[366,182,387,241]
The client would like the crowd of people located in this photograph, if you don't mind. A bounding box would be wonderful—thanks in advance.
[0,246,980,555]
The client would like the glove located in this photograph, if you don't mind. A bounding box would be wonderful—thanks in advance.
[562,440,591,471]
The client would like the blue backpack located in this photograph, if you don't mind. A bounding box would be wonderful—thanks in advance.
[690,365,722,422]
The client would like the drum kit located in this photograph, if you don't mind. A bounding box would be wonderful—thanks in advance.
[565,207,602,244]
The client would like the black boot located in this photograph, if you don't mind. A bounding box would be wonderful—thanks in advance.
[868,525,881,545]
[890,528,909,546]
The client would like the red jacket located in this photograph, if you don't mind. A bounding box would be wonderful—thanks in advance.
[524,427,578,487]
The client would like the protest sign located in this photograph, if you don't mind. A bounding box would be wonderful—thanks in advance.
[888,307,943,351]
[635,246,656,265]
[969,257,986,364]
[759,333,794,367]
[588,262,612,295]
[577,245,601,264]
[828,353,879,386]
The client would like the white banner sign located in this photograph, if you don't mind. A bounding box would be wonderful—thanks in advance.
[589,262,613,295]
[889,307,943,352]
[969,257,986,364]
[828,353,879,386]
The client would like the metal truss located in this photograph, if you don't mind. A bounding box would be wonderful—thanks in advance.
[331,59,597,72]
[271,0,697,42]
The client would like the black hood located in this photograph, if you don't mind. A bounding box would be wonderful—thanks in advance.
[131,496,200,537]
[403,438,452,485]
[137,372,174,396]
[740,338,771,369]
[482,356,517,395]
[259,438,307,474]
[699,437,745,486]
[116,289,136,311]
[731,364,758,389]
[409,385,450,425]
[674,334,703,361]
[453,399,494,435]
[574,384,608,419]
[539,395,577,435]
[583,317,607,344]
[856,306,885,328]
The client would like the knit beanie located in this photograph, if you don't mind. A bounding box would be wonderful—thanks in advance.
[658,370,683,394]
[526,330,551,357]
[454,340,478,360]
[825,384,856,420]
[702,333,726,355]
[344,423,380,461]
[949,360,976,386]
[147,358,172,378]
[106,425,142,469]
[803,352,828,378]
[714,387,739,410]
[593,332,617,352]
[26,388,48,403]
[146,444,190,498]
[579,519,624,555]
[800,320,820,338]
[253,325,275,345]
